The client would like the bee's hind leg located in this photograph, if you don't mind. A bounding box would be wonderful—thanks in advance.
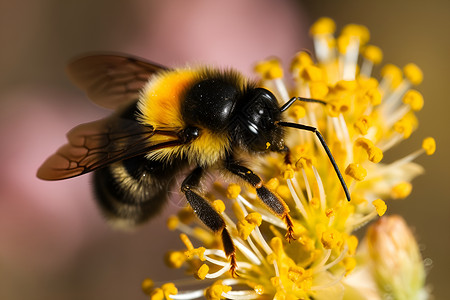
[181,166,237,276]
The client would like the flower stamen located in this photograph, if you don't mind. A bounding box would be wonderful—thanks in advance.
[149,18,433,300]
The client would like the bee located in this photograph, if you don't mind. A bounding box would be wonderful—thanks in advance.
[37,54,350,275]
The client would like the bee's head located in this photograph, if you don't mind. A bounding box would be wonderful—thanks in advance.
[233,88,285,152]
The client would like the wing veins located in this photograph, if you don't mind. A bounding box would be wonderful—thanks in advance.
[66,54,169,109]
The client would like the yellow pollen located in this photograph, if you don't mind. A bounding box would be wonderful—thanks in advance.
[153,19,436,299]
[309,81,329,99]
[266,178,280,190]
[290,273,306,286]
[254,59,283,80]
[368,146,383,163]
[422,137,436,155]
[185,246,206,261]
[355,138,383,163]
[254,284,265,295]
[161,283,178,299]
[363,45,383,64]
[325,208,335,218]
[335,79,357,92]
[354,115,372,135]
[246,212,263,226]
[327,97,350,117]
[366,87,382,106]
[315,223,326,241]
[226,183,241,199]
[341,24,370,45]
[343,257,357,276]
[288,265,307,282]
[299,236,315,253]
[358,76,379,89]
[292,223,307,240]
[298,276,313,292]
[394,116,415,138]
[300,65,324,82]
[345,163,367,181]
[381,64,403,89]
[283,164,295,179]
[150,288,164,300]
[310,81,329,99]
[290,51,313,71]
[391,182,413,199]
[277,184,291,200]
[196,264,209,280]
[310,197,320,210]
[321,228,343,249]
[142,278,154,295]
[292,143,312,158]
[295,157,314,170]
[372,199,387,216]
[270,277,281,289]
[205,281,232,300]
[346,235,359,255]
[288,105,306,120]
[165,251,186,268]
[326,37,337,50]
[167,215,179,230]
[237,219,255,240]
[402,89,424,111]
[355,137,373,150]
[337,34,350,54]
[310,17,336,35]
[212,200,225,213]
[336,201,355,223]
[403,63,423,85]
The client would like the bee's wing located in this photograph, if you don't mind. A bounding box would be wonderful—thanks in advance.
[67,54,170,109]
[37,116,182,180]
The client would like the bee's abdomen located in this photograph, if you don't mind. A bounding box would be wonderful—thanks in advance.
[93,155,181,228]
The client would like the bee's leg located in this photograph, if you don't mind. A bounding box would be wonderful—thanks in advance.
[225,159,295,241]
[278,145,292,165]
[181,166,237,276]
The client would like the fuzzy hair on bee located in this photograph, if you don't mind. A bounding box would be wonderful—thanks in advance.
[136,67,257,166]
[37,54,351,276]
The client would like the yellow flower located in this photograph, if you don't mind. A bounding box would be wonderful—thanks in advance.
[144,18,434,300]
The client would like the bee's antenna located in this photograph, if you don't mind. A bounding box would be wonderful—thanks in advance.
[280,96,327,112]
[276,121,351,202]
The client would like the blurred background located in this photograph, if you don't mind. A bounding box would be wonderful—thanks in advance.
[0,0,448,299]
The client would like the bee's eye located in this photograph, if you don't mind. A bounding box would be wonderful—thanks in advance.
[233,88,284,152]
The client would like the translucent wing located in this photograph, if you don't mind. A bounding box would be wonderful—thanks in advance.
[67,54,170,109]
[37,116,182,180]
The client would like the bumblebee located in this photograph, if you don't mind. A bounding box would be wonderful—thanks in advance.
[37,54,350,275]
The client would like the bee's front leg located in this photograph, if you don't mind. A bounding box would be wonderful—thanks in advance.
[224,157,295,241]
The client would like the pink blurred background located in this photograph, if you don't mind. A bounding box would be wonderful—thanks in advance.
[0,0,448,299]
